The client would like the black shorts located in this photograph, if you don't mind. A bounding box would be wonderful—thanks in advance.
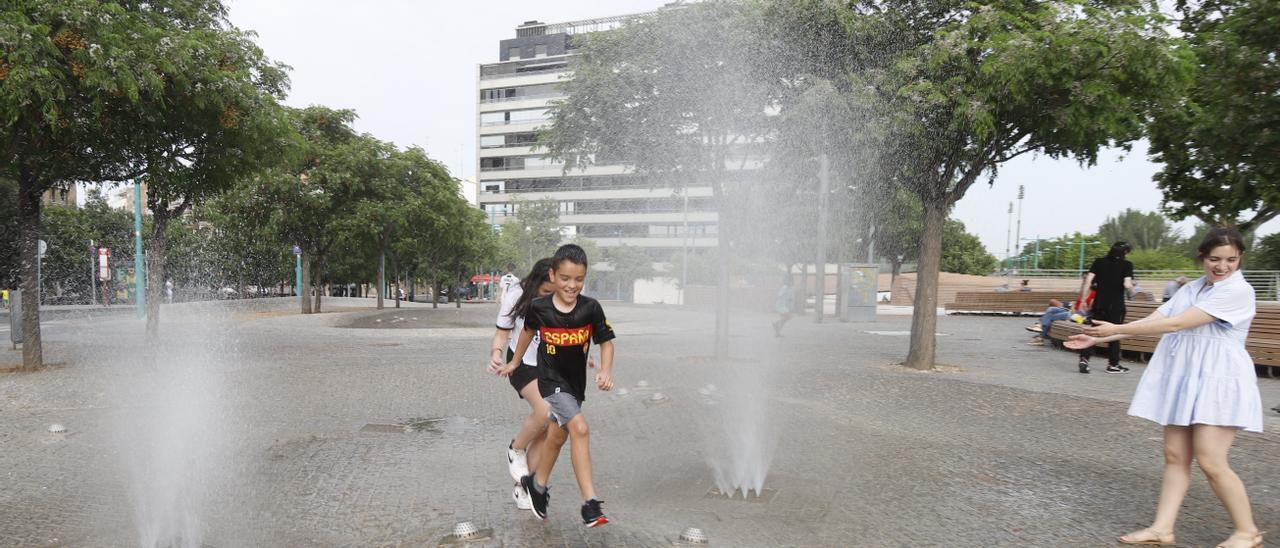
[506,349,539,397]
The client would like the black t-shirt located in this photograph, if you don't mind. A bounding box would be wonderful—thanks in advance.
[1089,257,1134,305]
[523,294,616,401]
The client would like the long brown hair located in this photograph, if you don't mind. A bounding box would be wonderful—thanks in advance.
[507,258,554,321]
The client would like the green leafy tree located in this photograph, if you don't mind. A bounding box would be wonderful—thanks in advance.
[1249,233,1280,271]
[203,180,293,297]
[601,244,656,302]
[538,2,771,358]
[1097,209,1183,250]
[870,188,923,281]
[264,107,378,314]
[844,0,1191,370]
[1150,0,1280,232]
[939,220,997,276]
[0,178,18,289]
[2,2,198,367]
[1128,248,1196,271]
[497,197,563,270]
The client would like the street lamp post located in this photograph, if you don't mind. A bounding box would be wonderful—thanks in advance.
[133,181,145,318]
[1077,236,1101,275]
[1019,235,1047,270]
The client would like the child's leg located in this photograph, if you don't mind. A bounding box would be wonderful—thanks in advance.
[514,382,550,472]
[534,421,567,486]
[566,413,596,501]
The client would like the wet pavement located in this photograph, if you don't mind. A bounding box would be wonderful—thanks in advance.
[1,297,1277,547]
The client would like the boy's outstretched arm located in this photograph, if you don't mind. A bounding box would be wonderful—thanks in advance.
[499,327,535,377]
[595,340,614,391]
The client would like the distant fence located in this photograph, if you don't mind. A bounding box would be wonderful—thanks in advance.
[999,269,1280,301]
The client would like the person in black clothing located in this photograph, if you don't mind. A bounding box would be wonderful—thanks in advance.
[1077,241,1135,373]
[500,244,616,528]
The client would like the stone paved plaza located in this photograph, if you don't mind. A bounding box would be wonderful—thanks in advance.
[2,298,1278,547]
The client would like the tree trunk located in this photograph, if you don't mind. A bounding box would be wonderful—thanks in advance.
[376,246,385,310]
[432,279,440,309]
[145,212,170,338]
[17,179,43,370]
[300,253,312,314]
[905,199,947,371]
[311,258,322,313]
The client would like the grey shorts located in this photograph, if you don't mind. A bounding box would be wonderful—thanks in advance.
[544,391,582,428]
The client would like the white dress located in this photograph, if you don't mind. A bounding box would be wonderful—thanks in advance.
[1128,270,1264,432]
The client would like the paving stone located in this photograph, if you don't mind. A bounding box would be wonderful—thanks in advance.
[0,300,1276,546]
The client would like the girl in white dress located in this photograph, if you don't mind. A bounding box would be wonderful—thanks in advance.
[1067,227,1264,548]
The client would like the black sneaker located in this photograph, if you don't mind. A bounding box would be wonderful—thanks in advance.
[581,498,608,528]
[520,474,548,520]
[1106,364,1130,374]
[1078,357,1090,374]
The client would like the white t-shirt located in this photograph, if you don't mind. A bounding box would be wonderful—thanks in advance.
[499,273,519,295]
[495,283,539,366]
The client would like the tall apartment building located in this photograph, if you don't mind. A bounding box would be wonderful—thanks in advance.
[475,12,719,260]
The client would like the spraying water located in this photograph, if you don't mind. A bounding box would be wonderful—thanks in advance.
[100,306,238,548]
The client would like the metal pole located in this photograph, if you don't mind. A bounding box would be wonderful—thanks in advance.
[1014,185,1024,264]
[1005,202,1013,267]
[295,254,302,304]
[133,181,145,318]
[1078,237,1086,275]
[89,240,95,305]
[681,188,689,306]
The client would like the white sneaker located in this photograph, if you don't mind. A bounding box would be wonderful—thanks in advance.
[513,484,532,510]
[507,445,528,481]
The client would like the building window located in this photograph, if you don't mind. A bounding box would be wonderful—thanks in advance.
[508,47,521,60]
[484,184,502,194]
[480,135,505,148]
[534,45,548,58]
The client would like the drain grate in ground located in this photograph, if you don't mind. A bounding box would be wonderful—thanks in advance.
[705,486,778,503]
[360,423,406,434]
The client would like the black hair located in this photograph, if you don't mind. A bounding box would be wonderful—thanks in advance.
[1106,241,1132,260]
[552,243,589,270]
[508,257,554,321]
[1196,227,1247,261]
[506,262,516,273]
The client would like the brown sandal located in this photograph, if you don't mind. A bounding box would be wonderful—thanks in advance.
[1118,528,1175,546]
[1215,531,1265,548]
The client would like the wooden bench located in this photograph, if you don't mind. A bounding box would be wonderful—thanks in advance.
[945,291,1079,315]
[1047,301,1280,377]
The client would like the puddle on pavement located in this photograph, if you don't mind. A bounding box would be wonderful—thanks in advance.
[358,416,482,435]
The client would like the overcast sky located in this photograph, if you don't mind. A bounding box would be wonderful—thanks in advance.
[224,0,1249,259]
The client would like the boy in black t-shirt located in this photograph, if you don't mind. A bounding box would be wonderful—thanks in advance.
[499,244,616,527]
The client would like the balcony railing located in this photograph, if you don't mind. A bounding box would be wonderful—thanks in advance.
[480,57,574,80]
[480,92,564,104]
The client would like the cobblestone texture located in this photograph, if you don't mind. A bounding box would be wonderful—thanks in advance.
[1,298,1277,547]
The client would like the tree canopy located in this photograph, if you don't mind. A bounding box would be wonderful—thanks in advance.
[1150,0,1280,232]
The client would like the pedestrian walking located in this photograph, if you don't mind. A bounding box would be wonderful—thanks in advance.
[772,273,795,337]
[2,288,8,308]
[1067,227,1264,548]
[1076,241,1134,374]
[499,244,616,528]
